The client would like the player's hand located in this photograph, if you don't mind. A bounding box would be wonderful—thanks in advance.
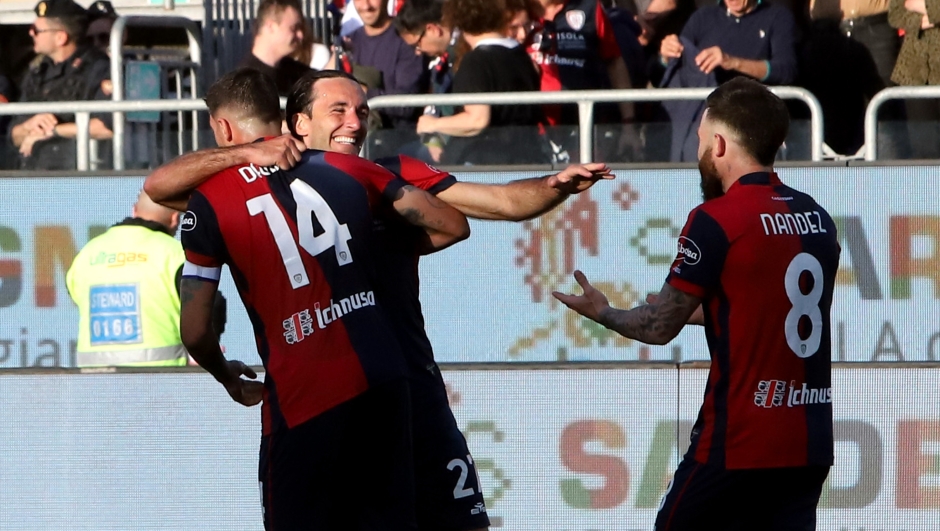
[242,134,306,171]
[545,163,614,194]
[659,34,683,60]
[552,270,611,323]
[220,359,263,407]
[695,46,733,74]
[646,292,705,325]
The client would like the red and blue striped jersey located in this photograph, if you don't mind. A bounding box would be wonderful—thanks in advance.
[181,150,410,432]
[370,155,457,378]
[666,172,840,469]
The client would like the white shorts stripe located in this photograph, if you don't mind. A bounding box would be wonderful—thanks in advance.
[182,261,222,282]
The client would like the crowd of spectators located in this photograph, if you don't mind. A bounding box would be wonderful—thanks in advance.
[2,0,939,170]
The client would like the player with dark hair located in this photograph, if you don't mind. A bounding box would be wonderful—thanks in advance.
[146,68,611,531]
[176,67,469,530]
[555,77,840,530]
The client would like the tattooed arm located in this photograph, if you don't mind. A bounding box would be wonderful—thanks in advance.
[553,271,703,345]
[179,277,262,406]
[391,184,471,253]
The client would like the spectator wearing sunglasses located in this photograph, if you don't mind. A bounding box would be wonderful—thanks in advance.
[10,0,112,170]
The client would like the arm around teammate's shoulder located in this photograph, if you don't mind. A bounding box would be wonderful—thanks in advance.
[144,135,305,211]
[391,184,471,253]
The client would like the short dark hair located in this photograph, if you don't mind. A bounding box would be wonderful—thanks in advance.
[52,14,88,43]
[395,0,445,34]
[444,0,512,35]
[285,69,360,136]
[253,0,302,37]
[205,68,282,125]
[704,77,789,166]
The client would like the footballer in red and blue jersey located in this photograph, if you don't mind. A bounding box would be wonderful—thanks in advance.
[181,150,418,531]
[371,154,491,531]
[655,171,840,530]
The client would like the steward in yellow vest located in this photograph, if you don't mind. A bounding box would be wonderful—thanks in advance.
[67,191,188,367]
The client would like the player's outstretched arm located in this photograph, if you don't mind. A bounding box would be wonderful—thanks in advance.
[553,271,702,345]
[392,185,471,252]
[144,135,306,211]
[179,277,262,407]
[437,163,614,221]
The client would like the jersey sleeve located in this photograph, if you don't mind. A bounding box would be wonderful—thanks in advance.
[665,207,729,298]
[596,5,622,62]
[376,155,458,195]
[180,190,227,283]
[323,151,408,204]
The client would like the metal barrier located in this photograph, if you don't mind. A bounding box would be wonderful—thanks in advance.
[368,87,827,162]
[863,85,940,161]
[109,15,203,170]
[0,87,823,170]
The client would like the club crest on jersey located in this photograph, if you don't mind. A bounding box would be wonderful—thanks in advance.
[181,211,197,231]
[566,9,586,31]
[676,236,701,265]
[283,309,315,344]
[754,380,787,408]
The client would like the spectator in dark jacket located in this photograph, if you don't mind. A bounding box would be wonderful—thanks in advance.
[657,0,798,161]
[238,0,313,96]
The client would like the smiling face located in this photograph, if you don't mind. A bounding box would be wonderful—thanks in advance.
[263,5,305,58]
[353,0,389,28]
[293,77,370,154]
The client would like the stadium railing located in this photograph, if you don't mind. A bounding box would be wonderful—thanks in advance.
[107,15,203,170]
[368,87,827,163]
[0,87,825,170]
[863,85,940,161]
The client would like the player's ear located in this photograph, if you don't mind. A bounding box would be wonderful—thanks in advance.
[713,133,727,158]
[293,112,309,137]
[218,117,235,144]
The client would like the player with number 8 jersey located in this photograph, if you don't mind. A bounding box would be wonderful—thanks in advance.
[665,170,839,469]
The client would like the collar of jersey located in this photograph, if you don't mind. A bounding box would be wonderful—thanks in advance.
[736,171,779,187]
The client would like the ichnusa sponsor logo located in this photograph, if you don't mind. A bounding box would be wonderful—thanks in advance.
[787,381,833,407]
[281,291,376,345]
[755,380,832,408]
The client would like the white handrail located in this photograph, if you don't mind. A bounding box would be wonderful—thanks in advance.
[109,15,203,170]
[368,87,826,163]
[863,85,940,161]
[0,87,823,170]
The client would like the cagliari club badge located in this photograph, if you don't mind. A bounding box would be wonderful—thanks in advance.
[566,10,586,31]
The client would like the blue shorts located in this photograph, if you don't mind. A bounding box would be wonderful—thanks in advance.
[655,457,830,531]
[410,369,490,531]
[259,379,416,531]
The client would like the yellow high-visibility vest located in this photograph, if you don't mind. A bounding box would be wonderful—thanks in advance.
[66,222,187,367]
